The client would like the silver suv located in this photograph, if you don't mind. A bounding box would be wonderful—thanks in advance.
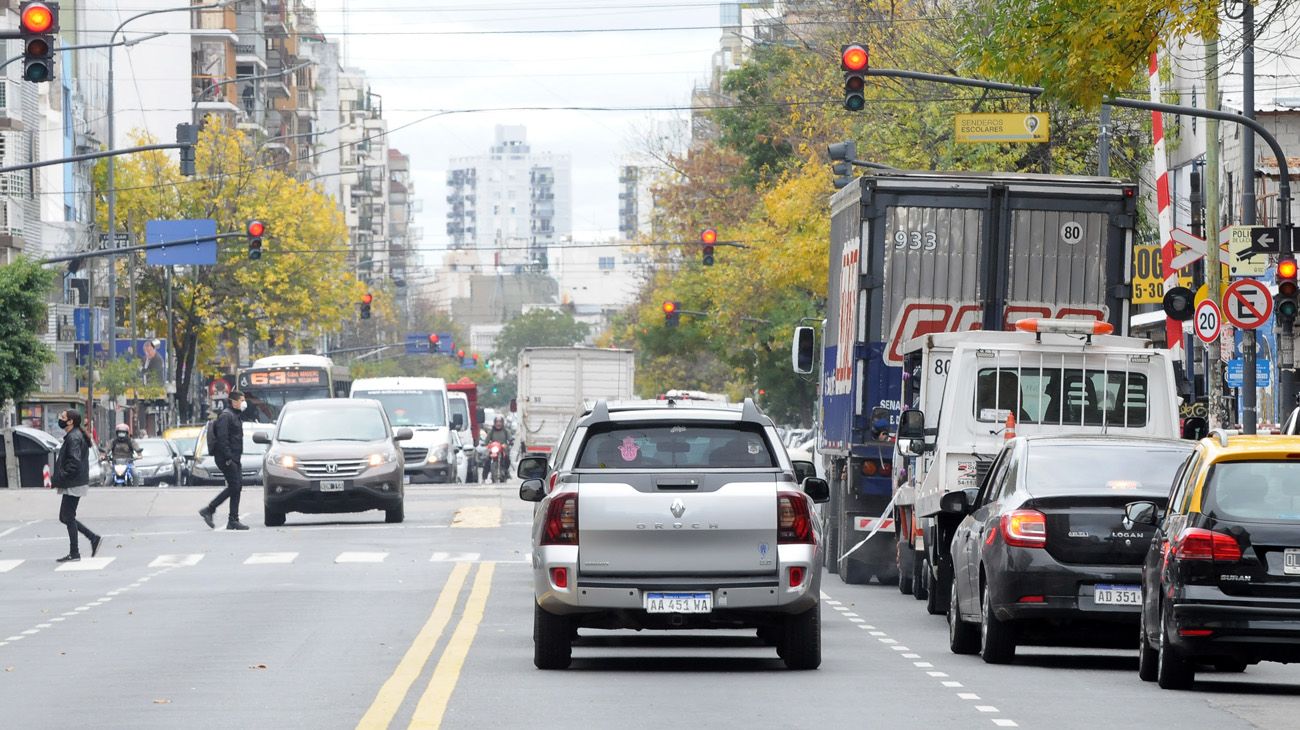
[518,398,829,670]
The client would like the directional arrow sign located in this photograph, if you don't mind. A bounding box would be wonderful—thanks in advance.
[1221,278,1273,330]
[1248,226,1281,256]
[1194,299,1221,344]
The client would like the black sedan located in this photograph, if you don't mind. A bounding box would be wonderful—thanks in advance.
[945,435,1194,663]
[133,438,184,486]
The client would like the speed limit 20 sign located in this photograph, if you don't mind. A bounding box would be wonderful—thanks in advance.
[1194,299,1221,344]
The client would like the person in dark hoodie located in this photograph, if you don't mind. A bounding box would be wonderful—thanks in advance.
[52,410,102,563]
[198,391,250,531]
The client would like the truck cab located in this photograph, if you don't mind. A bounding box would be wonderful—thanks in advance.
[892,319,1181,614]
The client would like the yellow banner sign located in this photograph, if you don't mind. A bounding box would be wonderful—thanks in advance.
[1132,244,1195,304]
[954,113,1050,144]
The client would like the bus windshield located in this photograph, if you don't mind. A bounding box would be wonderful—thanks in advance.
[353,389,447,428]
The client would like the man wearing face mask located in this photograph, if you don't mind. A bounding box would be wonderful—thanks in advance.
[198,391,250,530]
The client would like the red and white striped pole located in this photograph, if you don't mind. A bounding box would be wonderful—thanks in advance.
[1150,52,1183,362]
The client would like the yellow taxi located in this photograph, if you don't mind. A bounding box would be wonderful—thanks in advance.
[163,424,205,484]
[1127,432,1300,689]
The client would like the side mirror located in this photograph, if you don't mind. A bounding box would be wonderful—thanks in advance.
[1124,500,1160,527]
[251,431,271,445]
[791,326,815,374]
[791,459,816,483]
[1182,416,1208,441]
[802,476,830,503]
[940,489,974,515]
[517,454,548,480]
[897,409,926,441]
[394,428,414,442]
[451,413,465,430]
[519,479,546,502]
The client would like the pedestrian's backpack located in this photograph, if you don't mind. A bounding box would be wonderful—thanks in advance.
[206,417,218,455]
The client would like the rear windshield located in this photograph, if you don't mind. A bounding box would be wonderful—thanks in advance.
[1024,443,1191,497]
[975,367,1149,427]
[575,422,775,469]
[1205,461,1300,522]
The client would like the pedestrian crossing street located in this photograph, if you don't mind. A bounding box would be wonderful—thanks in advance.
[0,550,529,574]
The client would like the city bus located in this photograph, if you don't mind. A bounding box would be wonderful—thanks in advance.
[236,354,351,423]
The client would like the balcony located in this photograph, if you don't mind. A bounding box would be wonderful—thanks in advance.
[192,7,236,39]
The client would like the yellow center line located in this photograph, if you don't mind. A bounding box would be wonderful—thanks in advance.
[355,561,472,730]
[450,506,502,529]
[407,562,496,730]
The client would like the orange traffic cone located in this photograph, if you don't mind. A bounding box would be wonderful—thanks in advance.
[1004,413,1017,440]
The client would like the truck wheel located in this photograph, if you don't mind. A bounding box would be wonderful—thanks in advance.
[927,561,951,615]
[948,579,979,654]
[1156,609,1194,689]
[839,555,871,584]
[979,581,1016,664]
[897,538,914,595]
[912,553,928,601]
[781,605,821,670]
[533,603,573,670]
[874,568,899,586]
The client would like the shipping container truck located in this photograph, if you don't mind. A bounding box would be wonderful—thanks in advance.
[517,347,636,456]
[792,170,1141,587]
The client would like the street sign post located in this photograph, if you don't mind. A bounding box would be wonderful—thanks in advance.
[1194,299,1221,344]
[1221,279,1273,329]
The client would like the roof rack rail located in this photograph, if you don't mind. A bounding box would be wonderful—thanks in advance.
[579,399,610,426]
[1209,428,1237,447]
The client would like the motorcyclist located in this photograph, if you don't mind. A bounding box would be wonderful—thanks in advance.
[481,416,512,480]
[107,423,142,484]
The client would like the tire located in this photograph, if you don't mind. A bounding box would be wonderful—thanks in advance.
[927,560,951,616]
[781,605,822,670]
[1138,608,1159,682]
[1156,609,1195,690]
[898,537,915,595]
[264,508,286,527]
[913,553,929,601]
[533,603,573,670]
[840,555,872,584]
[948,578,980,655]
[385,502,405,524]
[979,580,1016,664]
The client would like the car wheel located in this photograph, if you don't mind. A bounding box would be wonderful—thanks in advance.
[927,560,951,616]
[897,538,915,595]
[1156,608,1195,690]
[913,552,928,601]
[979,579,1016,664]
[264,508,286,527]
[533,603,573,670]
[1138,607,1159,682]
[386,502,405,524]
[948,578,979,655]
[781,605,822,670]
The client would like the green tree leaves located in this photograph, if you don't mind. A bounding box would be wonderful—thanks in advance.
[492,309,591,373]
[0,258,54,408]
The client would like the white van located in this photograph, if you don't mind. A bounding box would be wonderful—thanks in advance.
[447,391,477,483]
[350,377,461,484]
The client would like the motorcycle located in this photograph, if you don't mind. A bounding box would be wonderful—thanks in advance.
[486,440,509,483]
[108,457,141,487]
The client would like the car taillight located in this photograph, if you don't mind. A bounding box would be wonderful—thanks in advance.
[541,493,579,545]
[778,491,814,544]
[1001,509,1047,548]
[1172,528,1242,562]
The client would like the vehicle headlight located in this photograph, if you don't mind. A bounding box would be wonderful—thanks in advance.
[369,451,396,467]
[274,453,296,468]
[428,445,448,464]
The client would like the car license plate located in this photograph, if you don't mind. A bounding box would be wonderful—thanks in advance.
[319,480,345,492]
[1284,549,1300,575]
[644,592,712,614]
[1094,584,1141,606]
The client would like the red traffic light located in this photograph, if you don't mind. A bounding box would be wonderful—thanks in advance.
[841,44,869,72]
[361,293,373,305]
[428,333,440,344]
[457,349,465,358]
[700,228,718,245]
[1280,258,1298,280]
[247,220,265,238]
[662,301,677,314]
[21,3,55,33]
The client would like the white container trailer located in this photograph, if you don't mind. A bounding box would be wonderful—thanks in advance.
[517,347,636,456]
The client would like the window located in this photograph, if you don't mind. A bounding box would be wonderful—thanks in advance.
[598,256,615,271]
[576,422,775,469]
[353,389,447,428]
[976,447,1011,506]
[974,367,1148,427]
[1168,452,1202,515]
[278,408,388,443]
[1204,461,1300,522]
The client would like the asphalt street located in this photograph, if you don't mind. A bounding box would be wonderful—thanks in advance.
[3,485,1300,729]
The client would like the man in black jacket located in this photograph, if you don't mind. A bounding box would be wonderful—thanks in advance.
[199,391,250,530]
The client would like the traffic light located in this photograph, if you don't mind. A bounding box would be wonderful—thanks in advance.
[360,292,373,320]
[472,353,480,365]
[828,141,857,189]
[19,2,58,84]
[246,219,265,260]
[1161,285,1194,322]
[663,300,680,328]
[700,228,717,266]
[1277,257,1299,325]
[176,123,198,176]
[840,43,868,112]
[427,333,440,352]
[457,348,465,359]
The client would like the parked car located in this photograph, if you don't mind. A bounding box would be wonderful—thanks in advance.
[519,398,829,670]
[945,435,1194,664]
[133,438,184,486]
[186,422,273,486]
[259,398,412,526]
[1133,433,1300,689]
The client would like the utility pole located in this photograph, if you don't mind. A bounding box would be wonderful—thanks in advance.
[1206,38,1233,430]
[1097,105,1112,177]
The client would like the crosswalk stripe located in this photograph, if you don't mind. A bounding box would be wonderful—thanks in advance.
[149,554,205,568]
[0,559,23,573]
[335,552,388,564]
[55,557,115,572]
[430,551,481,562]
[244,552,298,565]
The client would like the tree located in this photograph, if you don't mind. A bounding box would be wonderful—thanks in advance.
[492,309,590,373]
[0,258,54,408]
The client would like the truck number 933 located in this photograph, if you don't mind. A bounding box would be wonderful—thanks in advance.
[893,230,939,251]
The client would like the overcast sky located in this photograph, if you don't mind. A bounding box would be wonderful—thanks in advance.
[307,0,726,257]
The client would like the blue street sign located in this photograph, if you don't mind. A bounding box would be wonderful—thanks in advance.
[145,218,218,266]
[73,307,108,343]
[1226,358,1271,388]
